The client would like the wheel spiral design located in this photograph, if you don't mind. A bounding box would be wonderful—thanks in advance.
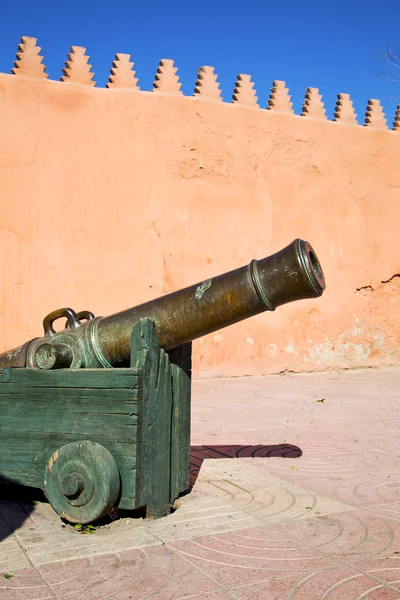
[44,441,120,524]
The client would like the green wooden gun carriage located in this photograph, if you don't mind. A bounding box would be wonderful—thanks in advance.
[0,239,325,524]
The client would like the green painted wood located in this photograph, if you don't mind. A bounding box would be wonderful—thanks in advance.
[131,319,172,518]
[0,433,138,458]
[168,343,192,502]
[0,369,11,382]
[0,386,139,405]
[0,367,140,509]
[0,411,138,436]
[44,441,120,523]
[7,368,139,388]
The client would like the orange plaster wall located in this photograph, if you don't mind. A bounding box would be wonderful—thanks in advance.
[0,73,399,377]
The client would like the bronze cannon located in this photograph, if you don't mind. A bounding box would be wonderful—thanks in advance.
[0,239,325,371]
[0,239,325,524]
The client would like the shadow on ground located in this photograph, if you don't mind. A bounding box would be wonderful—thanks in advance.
[0,477,40,543]
[189,443,302,488]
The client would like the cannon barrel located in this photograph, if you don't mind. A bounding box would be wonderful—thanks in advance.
[0,239,326,370]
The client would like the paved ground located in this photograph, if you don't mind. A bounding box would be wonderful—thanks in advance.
[1,367,400,599]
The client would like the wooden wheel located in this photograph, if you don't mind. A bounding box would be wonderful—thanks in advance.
[44,441,120,524]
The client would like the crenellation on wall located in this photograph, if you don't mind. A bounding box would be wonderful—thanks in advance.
[267,80,294,114]
[194,66,223,101]
[61,46,96,86]
[107,53,139,89]
[232,74,259,107]
[301,87,327,119]
[364,99,388,130]
[3,34,399,136]
[333,93,358,125]
[12,36,48,79]
[152,59,182,94]
[393,105,400,130]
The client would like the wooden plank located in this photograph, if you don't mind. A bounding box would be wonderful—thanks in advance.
[0,432,138,452]
[0,385,139,398]
[0,435,137,461]
[131,319,172,518]
[0,412,138,436]
[0,388,138,438]
[168,343,192,502]
[7,368,139,388]
[0,387,139,414]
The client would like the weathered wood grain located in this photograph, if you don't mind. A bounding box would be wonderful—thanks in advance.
[168,342,192,502]
[8,368,139,388]
[131,318,172,518]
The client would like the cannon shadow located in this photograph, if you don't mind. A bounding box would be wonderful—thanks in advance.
[0,476,40,544]
[189,443,302,488]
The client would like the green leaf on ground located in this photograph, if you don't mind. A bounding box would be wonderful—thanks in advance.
[74,523,96,534]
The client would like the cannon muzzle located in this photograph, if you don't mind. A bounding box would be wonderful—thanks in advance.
[0,239,325,370]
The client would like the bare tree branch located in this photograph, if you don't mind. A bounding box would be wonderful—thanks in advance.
[376,44,400,82]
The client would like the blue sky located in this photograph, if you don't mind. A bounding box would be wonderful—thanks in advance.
[1,0,399,124]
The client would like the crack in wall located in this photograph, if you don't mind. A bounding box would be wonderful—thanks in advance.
[356,273,400,293]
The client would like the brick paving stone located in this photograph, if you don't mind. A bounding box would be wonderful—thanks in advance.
[1,367,400,598]
[41,546,230,600]
[230,567,400,599]
[168,533,338,588]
